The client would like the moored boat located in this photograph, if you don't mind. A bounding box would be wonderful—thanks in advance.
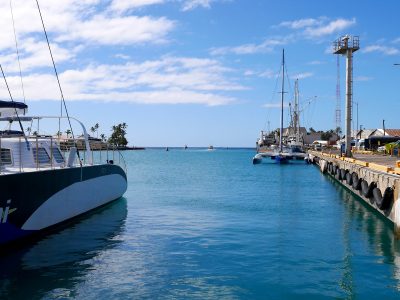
[0,113,127,246]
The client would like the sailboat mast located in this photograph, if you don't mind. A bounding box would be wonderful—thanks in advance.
[294,79,299,143]
[279,49,285,152]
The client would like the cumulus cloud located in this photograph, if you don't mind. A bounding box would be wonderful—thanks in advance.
[210,38,288,56]
[0,57,244,106]
[0,0,239,107]
[279,17,356,39]
[109,0,165,12]
[291,72,313,80]
[363,45,399,55]
[182,0,213,11]
[0,0,176,50]
[279,18,321,29]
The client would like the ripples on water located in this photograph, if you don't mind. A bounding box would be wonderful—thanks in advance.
[1,149,400,299]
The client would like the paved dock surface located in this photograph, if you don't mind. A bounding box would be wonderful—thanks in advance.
[353,153,399,167]
[316,149,399,167]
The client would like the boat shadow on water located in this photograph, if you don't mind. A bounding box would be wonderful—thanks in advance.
[0,198,127,298]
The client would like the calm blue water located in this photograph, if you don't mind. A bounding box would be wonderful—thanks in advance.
[1,149,400,299]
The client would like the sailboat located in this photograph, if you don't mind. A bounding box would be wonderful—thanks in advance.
[253,50,308,165]
[0,1,127,247]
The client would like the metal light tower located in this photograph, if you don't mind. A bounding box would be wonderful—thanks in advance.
[333,35,360,157]
[336,56,341,132]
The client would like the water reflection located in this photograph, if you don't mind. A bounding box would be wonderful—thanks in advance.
[328,176,400,295]
[0,198,127,299]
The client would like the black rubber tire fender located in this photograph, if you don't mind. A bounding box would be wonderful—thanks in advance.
[352,173,361,190]
[330,164,335,175]
[373,187,394,210]
[340,169,347,181]
[335,167,341,180]
[361,180,376,199]
[345,172,353,185]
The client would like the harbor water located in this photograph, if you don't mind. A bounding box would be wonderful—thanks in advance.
[1,149,400,299]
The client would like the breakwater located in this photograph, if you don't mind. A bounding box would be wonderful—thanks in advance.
[309,151,400,234]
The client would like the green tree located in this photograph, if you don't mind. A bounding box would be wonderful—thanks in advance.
[321,129,334,141]
[100,133,106,142]
[65,129,71,138]
[108,123,128,147]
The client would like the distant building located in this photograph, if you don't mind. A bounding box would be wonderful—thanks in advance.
[369,128,400,137]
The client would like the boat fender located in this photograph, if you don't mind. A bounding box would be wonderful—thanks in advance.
[328,163,332,174]
[335,167,341,180]
[352,173,361,190]
[373,187,394,210]
[340,169,347,181]
[320,160,328,173]
[361,180,376,199]
[331,165,337,175]
[67,147,77,167]
[345,172,353,185]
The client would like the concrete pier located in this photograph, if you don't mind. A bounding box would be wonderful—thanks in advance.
[309,151,400,235]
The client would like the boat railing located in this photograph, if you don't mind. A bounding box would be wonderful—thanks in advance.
[58,138,128,174]
[0,135,127,175]
[0,116,128,175]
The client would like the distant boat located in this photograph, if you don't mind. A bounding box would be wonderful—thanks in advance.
[166,147,169,151]
[184,144,188,150]
[208,145,214,151]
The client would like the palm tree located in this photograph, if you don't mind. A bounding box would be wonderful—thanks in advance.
[65,129,71,138]
[94,123,99,138]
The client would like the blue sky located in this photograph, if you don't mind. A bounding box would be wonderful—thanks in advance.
[0,0,399,147]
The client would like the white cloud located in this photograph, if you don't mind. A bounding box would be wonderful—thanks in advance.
[115,54,131,60]
[291,72,313,79]
[259,69,277,78]
[0,37,77,74]
[210,38,287,56]
[182,0,212,11]
[279,18,321,29]
[0,57,244,106]
[0,0,176,49]
[392,37,400,44]
[57,15,175,45]
[110,0,165,12]
[278,17,356,39]
[363,45,399,55]
[304,18,356,37]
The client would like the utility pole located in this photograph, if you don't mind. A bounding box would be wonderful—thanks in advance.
[383,119,386,136]
[333,35,360,157]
